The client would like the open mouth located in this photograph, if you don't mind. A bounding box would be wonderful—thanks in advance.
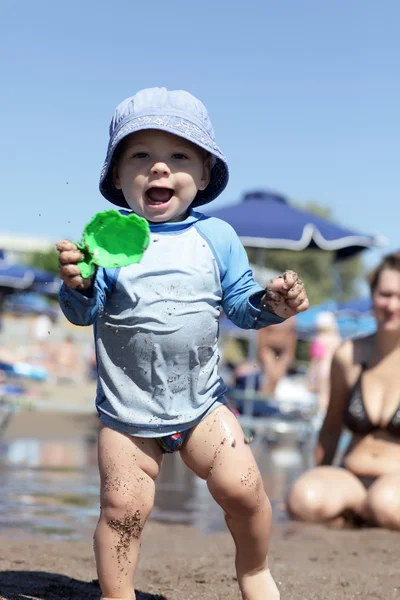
[146,187,174,205]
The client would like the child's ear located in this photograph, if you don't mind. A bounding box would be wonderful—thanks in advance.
[199,154,212,190]
[112,160,121,190]
[198,154,212,191]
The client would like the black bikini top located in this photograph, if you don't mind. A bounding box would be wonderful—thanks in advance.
[343,363,400,437]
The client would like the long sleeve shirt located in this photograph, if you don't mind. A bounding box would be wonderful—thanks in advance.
[59,209,284,437]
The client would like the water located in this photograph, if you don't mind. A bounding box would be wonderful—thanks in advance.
[0,435,312,541]
[0,437,100,540]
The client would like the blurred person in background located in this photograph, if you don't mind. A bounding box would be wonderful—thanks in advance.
[54,335,83,383]
[28,310,54,371]
[84,340,98,381]
[257,317,297,396]
[307,311,341,412]
[287,251,400,530]
[30,310,53,344]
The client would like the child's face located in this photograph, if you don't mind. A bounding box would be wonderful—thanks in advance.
[113,129,211,222]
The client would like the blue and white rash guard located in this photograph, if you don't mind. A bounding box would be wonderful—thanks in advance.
[59,210,284,437]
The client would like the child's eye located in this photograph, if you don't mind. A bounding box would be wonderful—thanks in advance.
[172,153,188,160]
[133,152,149,159]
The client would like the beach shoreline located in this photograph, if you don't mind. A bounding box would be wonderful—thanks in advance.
[1,407,99,440]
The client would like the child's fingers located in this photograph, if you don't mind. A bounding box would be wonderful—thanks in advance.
[282,270,298,290]
[59,248,85,265]
[286,294,307,310]
[267,277,285,294]
[56,240,79,253]
[64,275,86,290]
[284,279,305,299]
[287,283,309,306]
[292,296,310,313]
[268,270,300,294]
[57,240,85,267]
[60,269,92,291]
[60,263,82,279]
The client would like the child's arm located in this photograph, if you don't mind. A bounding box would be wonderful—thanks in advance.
[56,240,115,326]
[225,266,308,329]
[196,218,308,329]
[196,218,279,328]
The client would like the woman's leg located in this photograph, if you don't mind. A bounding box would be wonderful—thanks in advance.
[286,466,367,522]
[94,425,163,599]
[364,473,400,529]
[180,404,279,600]
[258,347,280,395]
[259,347,293,396]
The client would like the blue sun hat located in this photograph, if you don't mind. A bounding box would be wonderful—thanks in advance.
[99,87,229,209]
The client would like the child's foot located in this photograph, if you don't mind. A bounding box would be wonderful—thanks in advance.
[239,567,280,600]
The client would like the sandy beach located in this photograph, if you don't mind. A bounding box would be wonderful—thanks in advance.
[0,517,399,599]
[0,410,399,599]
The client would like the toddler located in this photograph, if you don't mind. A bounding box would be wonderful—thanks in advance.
[57,87,309,600]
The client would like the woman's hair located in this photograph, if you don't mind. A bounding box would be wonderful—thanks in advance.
[368,251,400,293]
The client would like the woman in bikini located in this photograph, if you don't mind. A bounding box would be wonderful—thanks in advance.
[286,251,400,529]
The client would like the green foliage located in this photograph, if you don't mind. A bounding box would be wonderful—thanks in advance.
[247,200,366,305]
[24,249,59,274]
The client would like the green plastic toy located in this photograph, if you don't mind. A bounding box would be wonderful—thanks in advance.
[76,210,150,278]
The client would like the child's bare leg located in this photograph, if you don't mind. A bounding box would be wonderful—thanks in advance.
[180,405,279,600]
[94,425,163,599]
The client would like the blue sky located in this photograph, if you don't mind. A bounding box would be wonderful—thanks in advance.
[1,0,399,269]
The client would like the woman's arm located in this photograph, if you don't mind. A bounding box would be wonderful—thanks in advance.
[315,341,351,465]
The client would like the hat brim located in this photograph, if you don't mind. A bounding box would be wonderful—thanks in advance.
[99,115,229,209]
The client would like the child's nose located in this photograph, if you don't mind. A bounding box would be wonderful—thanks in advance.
[151,161,171,176]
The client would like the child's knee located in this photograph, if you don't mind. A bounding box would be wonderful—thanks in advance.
[99,496,152,537]
[209,471,268,516]
[100,486,154,525]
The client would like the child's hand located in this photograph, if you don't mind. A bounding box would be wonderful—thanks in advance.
[56,240,94,291]
[260,270,309,319]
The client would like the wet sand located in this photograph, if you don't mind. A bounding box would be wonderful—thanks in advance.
[0,519,399,599]
[0,408,399,599]
[1,408,99,440]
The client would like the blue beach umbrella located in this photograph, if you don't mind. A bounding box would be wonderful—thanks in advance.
[295,297,375,339]
[207,190,383,393]
[206,190,383,260]
[336,297,372,313]
[0,259,59,295]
